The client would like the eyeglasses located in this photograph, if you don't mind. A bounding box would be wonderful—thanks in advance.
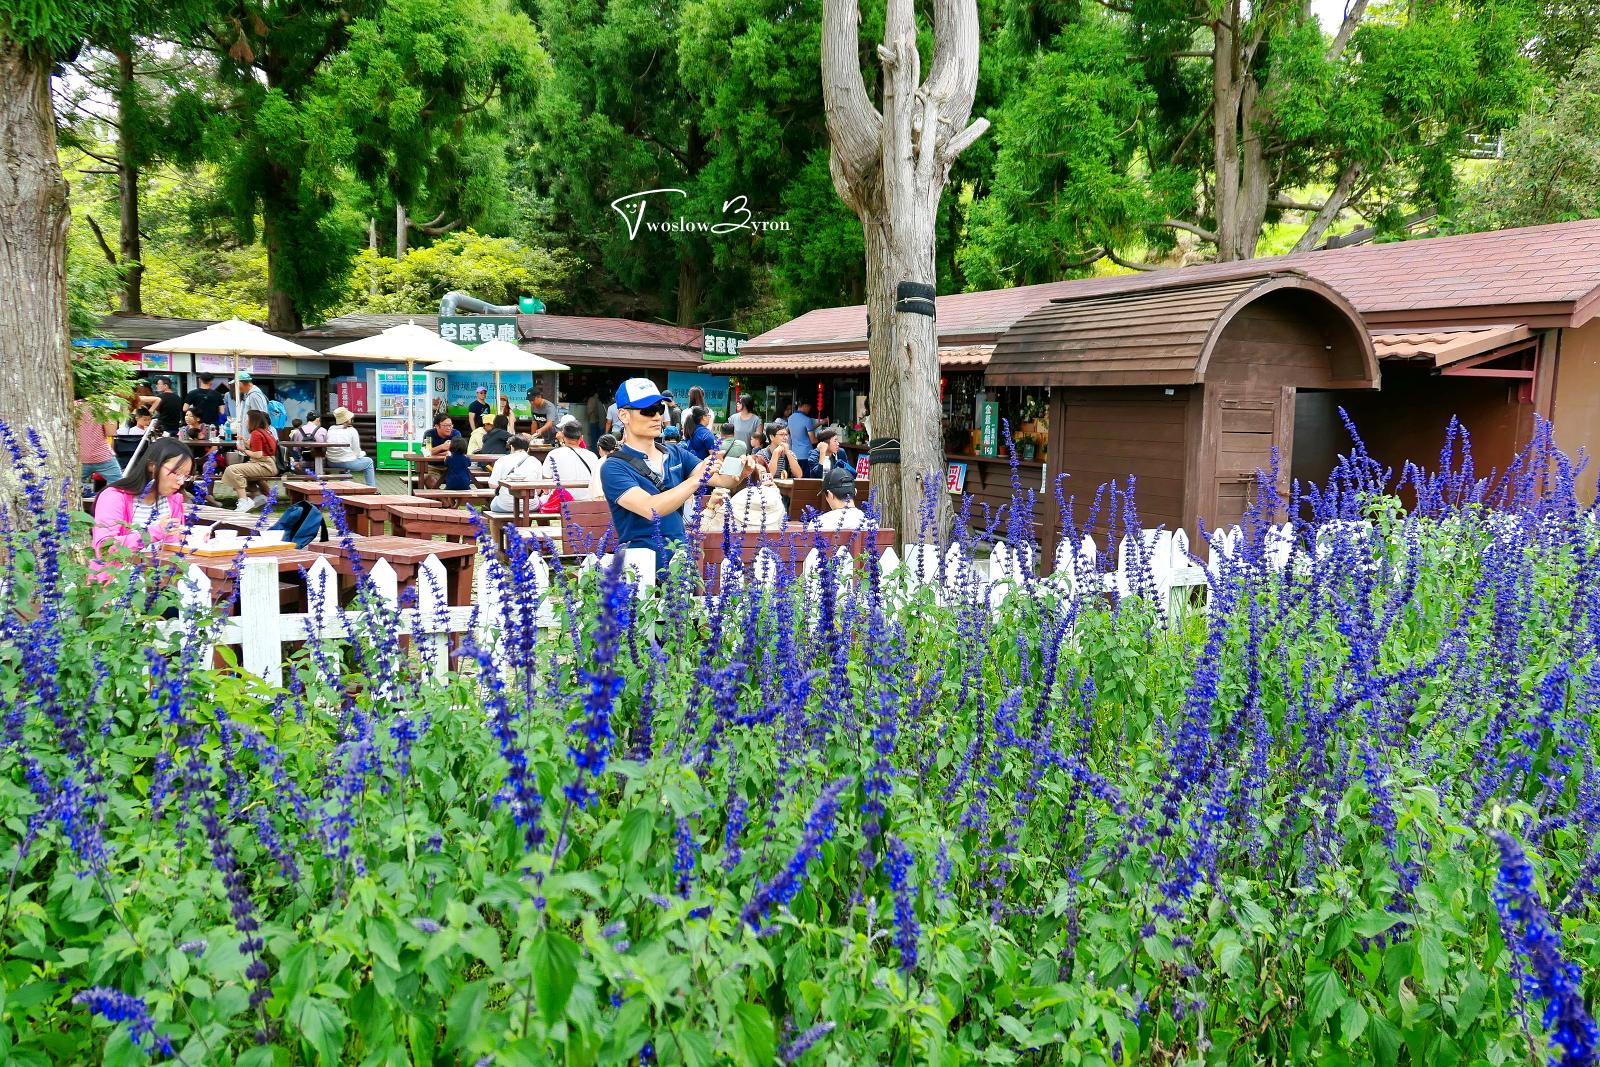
[630,403,665,417]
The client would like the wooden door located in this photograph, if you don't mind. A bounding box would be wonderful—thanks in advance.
[1203,385,1294,530]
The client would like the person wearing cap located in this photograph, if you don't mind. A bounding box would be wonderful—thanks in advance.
[324,407,377,486]
[814,465,871,531]
[527,388,561,440]
[601,376,758,569]
[231,371,268,438]
[543,418,602,497]
[468,386,492,432]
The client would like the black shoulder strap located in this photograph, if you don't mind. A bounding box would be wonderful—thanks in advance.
[609,452,664,491]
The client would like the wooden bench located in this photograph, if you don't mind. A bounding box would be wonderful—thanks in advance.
[282,479,379,505]
[331,494,443,536]
[784,477,871,521]
[697,525,897,591]
[413,488,496,508]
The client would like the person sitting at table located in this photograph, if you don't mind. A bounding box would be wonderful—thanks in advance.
[489,436,543,514]
[91,437,192,579]
[420,412,461,489]
[719,422,736,447]
[179,411,212,442]
[114,410,154,466]
[292,412,327,443]
[699,472,787,533]
[222,409,280,511]
[479,414,514,457]
[466,417,489,456]
[443,436,474,491]
[595,433,619,460]
[325,407,377,486]
[527,388,561,441]
[754,421,805,481]
[810,427,853,478]
[684,406,719,460]
[77,401,123,493]
[813,464,872,532]
[542,418,602,499]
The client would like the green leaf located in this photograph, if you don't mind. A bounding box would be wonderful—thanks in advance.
[1305,966,1348,1028]
[731,1002,776,1067]
[446,981,489,1051]
[1453,968,1487,1031]
[1352,910,1409,938]
[1340,998,1369,1047]
[618,807,654,865]
[530,930,580,1025]
[677,1028,715,1067]
[1418,933,1448,995]
[291,996,347,1066]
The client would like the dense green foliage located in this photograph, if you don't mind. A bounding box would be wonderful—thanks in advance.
[4,428,1600,1064]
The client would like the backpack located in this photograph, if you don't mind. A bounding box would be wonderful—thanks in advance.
[270,500,329,549]
[267,398,288,429]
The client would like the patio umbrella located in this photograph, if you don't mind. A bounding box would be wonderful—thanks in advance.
[321,320,471,441]
[143,318,319,438]
[424,339,570,424]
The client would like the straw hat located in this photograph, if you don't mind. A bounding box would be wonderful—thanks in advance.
[332,407,356,426]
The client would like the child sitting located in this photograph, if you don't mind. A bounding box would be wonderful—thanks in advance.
[444,436,474,491]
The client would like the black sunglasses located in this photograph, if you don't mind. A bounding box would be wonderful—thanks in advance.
[630,403,665,417]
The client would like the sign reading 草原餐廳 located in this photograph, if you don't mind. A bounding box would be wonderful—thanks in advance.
[702,329,747,362]
[439,316,518,346]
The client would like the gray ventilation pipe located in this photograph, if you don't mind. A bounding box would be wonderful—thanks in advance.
[438,291,520,316]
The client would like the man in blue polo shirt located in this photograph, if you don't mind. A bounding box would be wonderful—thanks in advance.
[600,377,759,570]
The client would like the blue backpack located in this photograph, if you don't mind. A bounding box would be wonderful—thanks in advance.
[267,398,288,429]
[271,501,329,549]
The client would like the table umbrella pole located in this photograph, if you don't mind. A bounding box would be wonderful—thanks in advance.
[406,357,415,494]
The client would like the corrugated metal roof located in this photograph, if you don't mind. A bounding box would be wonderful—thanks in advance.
[987,272,1376,387]
[1369,324,1533,366]
[700,345,993,376]
[292,312,704,369]
[745,218,1600,355]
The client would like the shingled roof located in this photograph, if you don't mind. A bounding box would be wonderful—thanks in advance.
[742,218,1600,356]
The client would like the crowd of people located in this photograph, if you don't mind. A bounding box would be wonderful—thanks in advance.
[83,370,868,578]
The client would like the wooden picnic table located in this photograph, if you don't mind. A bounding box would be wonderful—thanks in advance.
[192,504,270,533]
[307,535,477,606]
[280,439,334,478]
[331,494,443,536]
[160,545,324,614]
[386,502,516,548]
[283,479,380,505]
[396,446,552,491]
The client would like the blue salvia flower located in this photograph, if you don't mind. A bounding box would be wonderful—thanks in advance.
[72,987,174,1058]
[565,553,631,808]
[777,1021,835,1065]
[885,836,920,975]
[674,816,698,898]
[742,776,852,932]
[723,790,749,873]
[1490,830,1599,1067]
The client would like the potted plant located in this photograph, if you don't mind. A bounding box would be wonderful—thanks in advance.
[1016,433,1038,460]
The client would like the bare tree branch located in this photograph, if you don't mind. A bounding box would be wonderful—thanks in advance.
[1269,196,1325,212]
[1107,249,1160,271]
[1327,0,1368,61]
[414,217,462,236]
[1291,162,1362,252]
[85,216,118,265]
[1162,218,1220,243]
[821,0,883,204]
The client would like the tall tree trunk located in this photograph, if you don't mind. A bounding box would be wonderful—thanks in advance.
[262,181,302,332]
[675,255,703,327]
[0,40,77,499]
[823,0,986,543]
[395,201,408,261]
[1211,16,1245,261]
[115,47,143,315]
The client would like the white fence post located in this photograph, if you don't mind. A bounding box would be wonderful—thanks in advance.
[416,554,451,682]
[239,556,285,687]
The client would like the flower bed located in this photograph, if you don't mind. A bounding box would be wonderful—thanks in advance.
[3,420,1600,1066]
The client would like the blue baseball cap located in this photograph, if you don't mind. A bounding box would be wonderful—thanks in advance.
[615,377,668,410]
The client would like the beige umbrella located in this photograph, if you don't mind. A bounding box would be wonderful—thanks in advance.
[322,320,471,447]
[425,339,570,421]
[143,317,318,436]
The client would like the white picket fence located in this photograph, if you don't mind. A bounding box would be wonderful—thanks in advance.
[162,522,1363,683]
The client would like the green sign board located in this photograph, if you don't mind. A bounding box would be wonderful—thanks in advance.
[702,328,748,362]
[439,316,517,346]
[979,400,999,457]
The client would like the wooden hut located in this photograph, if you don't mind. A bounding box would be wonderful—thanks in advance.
[985,271,1378,537]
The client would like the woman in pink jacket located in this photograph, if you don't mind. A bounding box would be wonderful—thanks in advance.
[91,438,192,574]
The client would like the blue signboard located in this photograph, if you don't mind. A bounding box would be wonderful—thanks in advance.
[667,371,731,416]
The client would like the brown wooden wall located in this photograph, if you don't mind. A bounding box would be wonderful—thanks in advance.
[1207,289,1374,388]
[1048,386,1192,536]
[1291,366,1532,494]
[1552,321,1600,503]
[949,454,1050,540]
